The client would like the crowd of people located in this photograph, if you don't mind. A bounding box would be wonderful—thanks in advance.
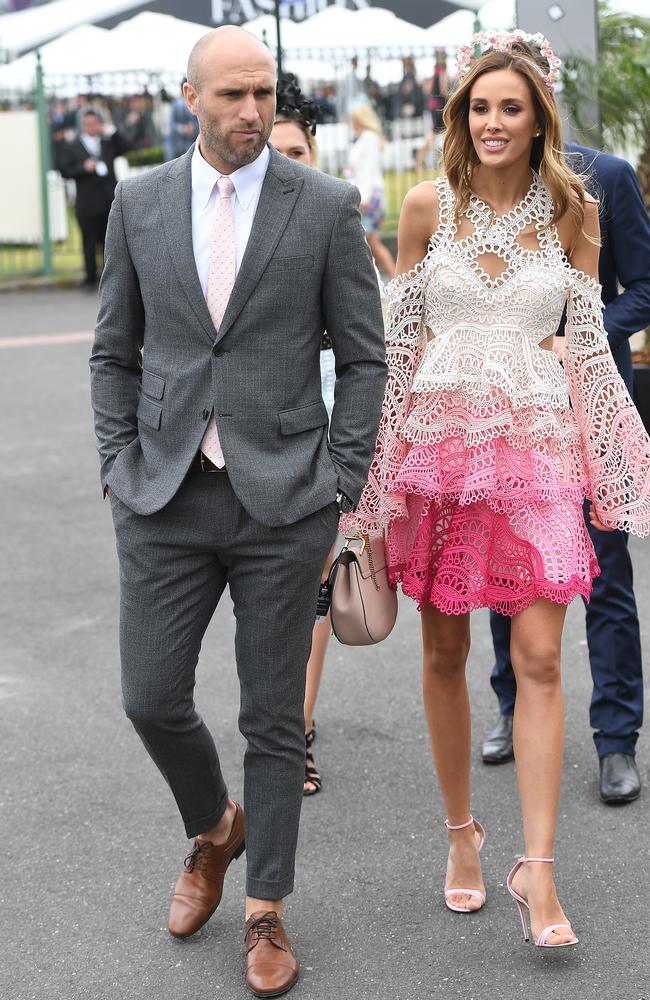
[87,21,650,998]
[313,53,451,131]
[0,50,455,291]
[0,51,451,156]
[30,53,450,287]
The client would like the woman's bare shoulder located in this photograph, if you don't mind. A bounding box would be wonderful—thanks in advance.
[402,179,439,216]
[397,181,440,272]
[555,191,599,250]
[401,181,440,237]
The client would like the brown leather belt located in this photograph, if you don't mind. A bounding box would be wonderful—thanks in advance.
[190,451,226,473]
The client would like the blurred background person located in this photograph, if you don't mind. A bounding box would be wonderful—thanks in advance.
[58,105,131,289]
[365,76,389,125]
[337,56,364,122]
[396,56,425,120]
[416,50,450,175]
[164,78,199,160]
[127,92,158,150]
[312,84,337,125]
[345,103,395,279]
[49,97,69,171]
[428,50,450,131]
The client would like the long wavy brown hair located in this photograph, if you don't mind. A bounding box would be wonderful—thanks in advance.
[442,42,592,246]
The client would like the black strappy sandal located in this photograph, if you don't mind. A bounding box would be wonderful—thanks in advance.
[303,725,322,796]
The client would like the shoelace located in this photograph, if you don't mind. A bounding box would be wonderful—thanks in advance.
[184,840,212,873]
[247,912,279,944]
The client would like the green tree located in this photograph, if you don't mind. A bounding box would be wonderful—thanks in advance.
[561,1,650,211]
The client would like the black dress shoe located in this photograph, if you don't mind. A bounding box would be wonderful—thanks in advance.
[599,753,641,804]
[481,713,514,764]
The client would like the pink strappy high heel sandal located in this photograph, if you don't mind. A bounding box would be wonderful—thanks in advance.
[507,857,578,947]
[444,815,486,913]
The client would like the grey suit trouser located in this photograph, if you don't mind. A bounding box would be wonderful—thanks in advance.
[111,468,339,900]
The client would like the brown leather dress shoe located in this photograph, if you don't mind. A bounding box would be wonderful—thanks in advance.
[167,801,245,938]
[244,911,299,997]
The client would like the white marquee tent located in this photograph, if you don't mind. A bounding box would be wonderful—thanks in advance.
[107,11,210,73]
[0,6,457,91]
[3,0,640,93]
[0,24,110,89]
[0,0,153,58]
[242,13,306,49]
[283,5,431,51]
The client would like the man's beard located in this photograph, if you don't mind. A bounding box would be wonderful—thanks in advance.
[200,118,270,168]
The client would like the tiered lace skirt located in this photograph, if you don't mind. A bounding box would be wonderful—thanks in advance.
[386,387,600,616]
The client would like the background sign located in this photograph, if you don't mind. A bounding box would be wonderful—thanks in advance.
[516,0,600,140]
[99,0,462,28]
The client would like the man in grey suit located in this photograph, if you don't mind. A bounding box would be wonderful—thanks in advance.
[90,26,386,998]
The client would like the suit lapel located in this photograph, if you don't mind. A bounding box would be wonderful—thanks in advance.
[216,148,304,343]
[158,147,217,345]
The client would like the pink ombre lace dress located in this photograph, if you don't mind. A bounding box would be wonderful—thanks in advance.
[342,172,650,616]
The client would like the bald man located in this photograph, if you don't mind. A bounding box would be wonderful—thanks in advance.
[90,26,386,997]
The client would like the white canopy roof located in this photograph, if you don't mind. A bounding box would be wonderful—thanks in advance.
[425,10,476,48]
[426,1,516,48]
[243,13,305,49]
[340,7,431,49]
[107,11,210,73]
[1,0,592,93]
[0,0,153,59]
[279,5,431,53]
[0,24,110,89]
[0,11,212,89]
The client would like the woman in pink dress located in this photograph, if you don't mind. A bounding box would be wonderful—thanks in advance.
[342,32,650,948]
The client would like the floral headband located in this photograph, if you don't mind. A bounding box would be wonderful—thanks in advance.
[456,30,562,94]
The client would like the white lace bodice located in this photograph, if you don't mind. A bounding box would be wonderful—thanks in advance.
[418,173,576,401]
[343,173,650,538]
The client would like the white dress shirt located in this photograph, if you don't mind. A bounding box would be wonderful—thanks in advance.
[80,131,101,158]
[191,140,270,297]
[79,131,110,175]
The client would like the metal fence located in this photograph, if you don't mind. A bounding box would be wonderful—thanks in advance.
[0,47,449,283]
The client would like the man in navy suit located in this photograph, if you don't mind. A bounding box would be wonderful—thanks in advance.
[482,145,650,804]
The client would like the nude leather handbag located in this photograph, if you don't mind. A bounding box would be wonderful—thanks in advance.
[328,534,398,645]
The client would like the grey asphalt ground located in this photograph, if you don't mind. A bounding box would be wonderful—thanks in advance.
[1,288,649,1000]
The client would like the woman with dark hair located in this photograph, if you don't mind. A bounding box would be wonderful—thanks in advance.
[343,31,650,948]
[270,75,334,797]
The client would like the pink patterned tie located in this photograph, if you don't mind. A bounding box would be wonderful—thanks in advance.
[200,174,236,467]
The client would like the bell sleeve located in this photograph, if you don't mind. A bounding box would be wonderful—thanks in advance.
[340,261,428,537]
[563,270,650,536]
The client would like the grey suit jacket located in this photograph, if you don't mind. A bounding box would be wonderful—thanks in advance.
[90,145,386,526]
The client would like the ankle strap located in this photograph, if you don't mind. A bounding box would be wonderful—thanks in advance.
[519,856,554,863]
[445,815,474,830]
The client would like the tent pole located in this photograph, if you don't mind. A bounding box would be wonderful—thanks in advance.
[274,0,283,78]
[35,50,53,278]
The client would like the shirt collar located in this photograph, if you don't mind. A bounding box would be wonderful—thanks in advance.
[191,140,270,210]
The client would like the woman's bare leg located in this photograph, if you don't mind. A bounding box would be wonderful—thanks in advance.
[304,619,330,733]
[421,605,484,909]
[303,544,336,793]
[367,233,396,279]
[509,598,575,945]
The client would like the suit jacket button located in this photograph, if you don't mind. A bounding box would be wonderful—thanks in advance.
[202,408,209,420]
[214,346,223,357]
